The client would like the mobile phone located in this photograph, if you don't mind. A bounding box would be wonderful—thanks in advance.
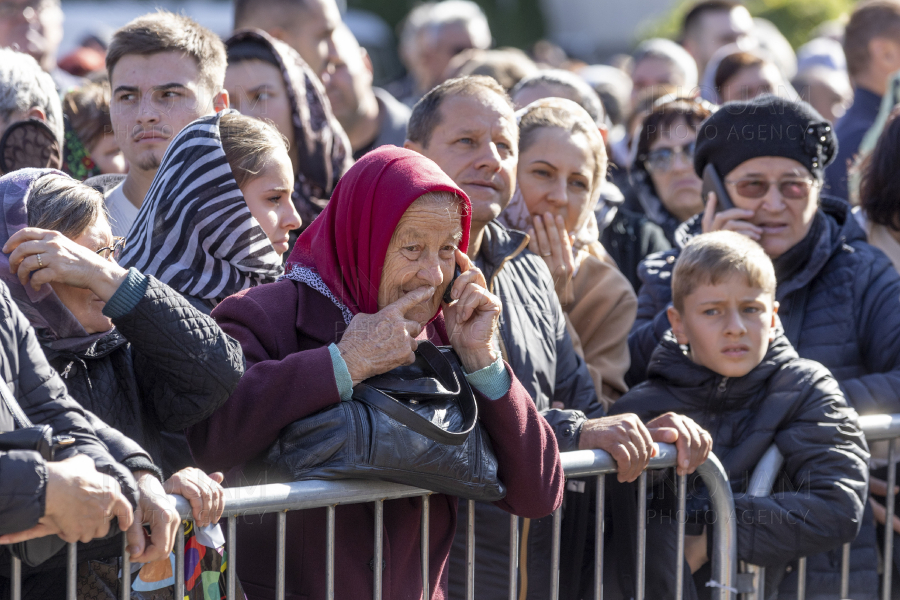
[442,264,462,304]
[701,164,735,212]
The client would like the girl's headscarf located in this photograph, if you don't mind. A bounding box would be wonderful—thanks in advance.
[0,168,111,352]
[226,29,353,230]
[283,146,471,322]
[118,111,282,307]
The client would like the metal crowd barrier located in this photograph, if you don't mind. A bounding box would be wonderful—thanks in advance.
[740,413,900,600]
[7,442,738,600]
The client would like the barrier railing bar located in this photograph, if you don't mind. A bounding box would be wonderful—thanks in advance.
[277,510,287,600]
[325,506,334,600]
[227,516,236,600]
[508,513,517,600]
[676,473,687,600]
[10,555,20,600]
[595,474,604,600]
[175,521,184,600]
[466,499,475,600]
[696,453,737,600]
[66,542,76,600]
[550,506,561,600]
[884,439,897,600]
[840,542,850,598]
[421,495,429,600]
[374,499,383,600]
[796,556,806,600]
[636,471,647,600]
[119,534,130,600]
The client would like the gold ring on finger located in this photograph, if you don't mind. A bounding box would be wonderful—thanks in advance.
[36,254,43,268]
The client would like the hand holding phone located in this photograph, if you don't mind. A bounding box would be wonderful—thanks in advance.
[701,164,735,212]
[442,263,462,304]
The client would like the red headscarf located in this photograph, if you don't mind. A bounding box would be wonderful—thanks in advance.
[286,146,471,316]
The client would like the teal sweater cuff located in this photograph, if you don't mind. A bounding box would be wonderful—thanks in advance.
[464,356,511,400]
[328,343,354,401]
[102,268,149,319]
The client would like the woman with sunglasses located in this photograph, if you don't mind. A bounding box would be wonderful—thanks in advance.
[630,97,713,245]
[0,170,243,573]
[628,94,890,598]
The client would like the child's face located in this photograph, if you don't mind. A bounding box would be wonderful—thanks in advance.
[667,274,778,378]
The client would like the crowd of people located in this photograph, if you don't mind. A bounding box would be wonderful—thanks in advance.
[0,0,899,598]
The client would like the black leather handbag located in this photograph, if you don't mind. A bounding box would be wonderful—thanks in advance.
[266,341,506,501]
[0,378,71,567]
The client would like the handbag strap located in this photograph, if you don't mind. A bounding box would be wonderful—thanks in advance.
[0,378,33,430]
[352,341,477,446]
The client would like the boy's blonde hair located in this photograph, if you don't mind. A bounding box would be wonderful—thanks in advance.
[672,231,776,311]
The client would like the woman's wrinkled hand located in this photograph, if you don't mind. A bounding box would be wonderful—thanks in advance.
[126,471,179,562]
[3,227,127,300]
[337,285,435,386]
[443,249,502,373]
[701,193,761,240]
[163,468,225,528]
[528,213,575,306]
[578,414,657,483]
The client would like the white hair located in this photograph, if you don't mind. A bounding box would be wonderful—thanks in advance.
[632,38,699,91]
[0,49,63,144]
[400,0,491,61]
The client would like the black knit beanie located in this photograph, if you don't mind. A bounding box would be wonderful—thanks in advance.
[693,94,837,181]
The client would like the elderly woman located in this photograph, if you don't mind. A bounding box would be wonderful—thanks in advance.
[629,97,713,245]
[500,98,637,409]
[188,146,564,599]
[0,168,243,587]
[629,94,892,598]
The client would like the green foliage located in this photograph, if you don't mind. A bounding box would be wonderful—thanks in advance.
[639,0,853,49]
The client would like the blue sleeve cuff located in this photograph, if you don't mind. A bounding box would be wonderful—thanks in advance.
[102,268,149,319]
[464,356,511,400]
[328,343,354,401]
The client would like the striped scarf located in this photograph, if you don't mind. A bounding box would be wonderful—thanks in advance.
[118,111,283,306]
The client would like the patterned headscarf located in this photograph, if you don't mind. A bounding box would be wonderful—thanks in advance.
[118,111,282,307]
[0,168,111,352]
[226,29,353,231]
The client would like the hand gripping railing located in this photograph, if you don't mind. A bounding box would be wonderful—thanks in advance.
[740,413,900,600]
[6,443,737,600]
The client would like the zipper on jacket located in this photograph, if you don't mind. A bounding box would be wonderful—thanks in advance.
[60,361,74,379]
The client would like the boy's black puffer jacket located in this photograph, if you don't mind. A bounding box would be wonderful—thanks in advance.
[610,333,871,600]
[627,196,900,419]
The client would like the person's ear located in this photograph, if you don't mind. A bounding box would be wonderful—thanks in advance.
[362,48,374,77]
[597,123,608,145]
[404,139,424,154]
[667,305,689,345]
[769,300,779,342]
[214,90,229,112]
[267,26,289,43]
[24,107,47,122]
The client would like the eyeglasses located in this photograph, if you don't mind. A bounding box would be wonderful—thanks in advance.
[96,237,126,261]
[642,141,695,173]
[724,177,816,200]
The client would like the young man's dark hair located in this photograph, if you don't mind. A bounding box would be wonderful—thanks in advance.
[843,0,900,80]
[406,74,512,148]
[106,10,227,96]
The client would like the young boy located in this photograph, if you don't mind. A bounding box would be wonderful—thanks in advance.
[608,231,869,600]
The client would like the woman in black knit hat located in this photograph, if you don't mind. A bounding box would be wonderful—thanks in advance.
[629,93,899,600]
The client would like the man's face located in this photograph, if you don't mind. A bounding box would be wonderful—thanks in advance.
[110,52,217,174]
[685,7,754,73]
[406,92,518,226]
[0,0,63,70]
[278,0,341,77]
[631,57,686,104]
[668,275,777,378]
[417,23,479,92]
[324,28,373,129]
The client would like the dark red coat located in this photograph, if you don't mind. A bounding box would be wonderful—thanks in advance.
[188,279,564,599]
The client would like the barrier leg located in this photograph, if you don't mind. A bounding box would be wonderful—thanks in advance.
[636,472,647,600]
[676,474,686,600]
[884,438,897,600]
[421,496,429,600]
[466,499,475,600]
[595,475,605,600]
[67,542,76,600]
[10,555,20,600]
[840,542,850,599]
[796,557,806,600]
[550,506,562,600]
[227,516,236,600]
[374,500,383,600]
[175,520,185,600]
[509,513,517,600]
[120,533,130,600]
[279,511,288,600]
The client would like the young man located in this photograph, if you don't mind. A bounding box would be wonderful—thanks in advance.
[679,0,754,78]
[610,231,869,599]
[97,11,228,236]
